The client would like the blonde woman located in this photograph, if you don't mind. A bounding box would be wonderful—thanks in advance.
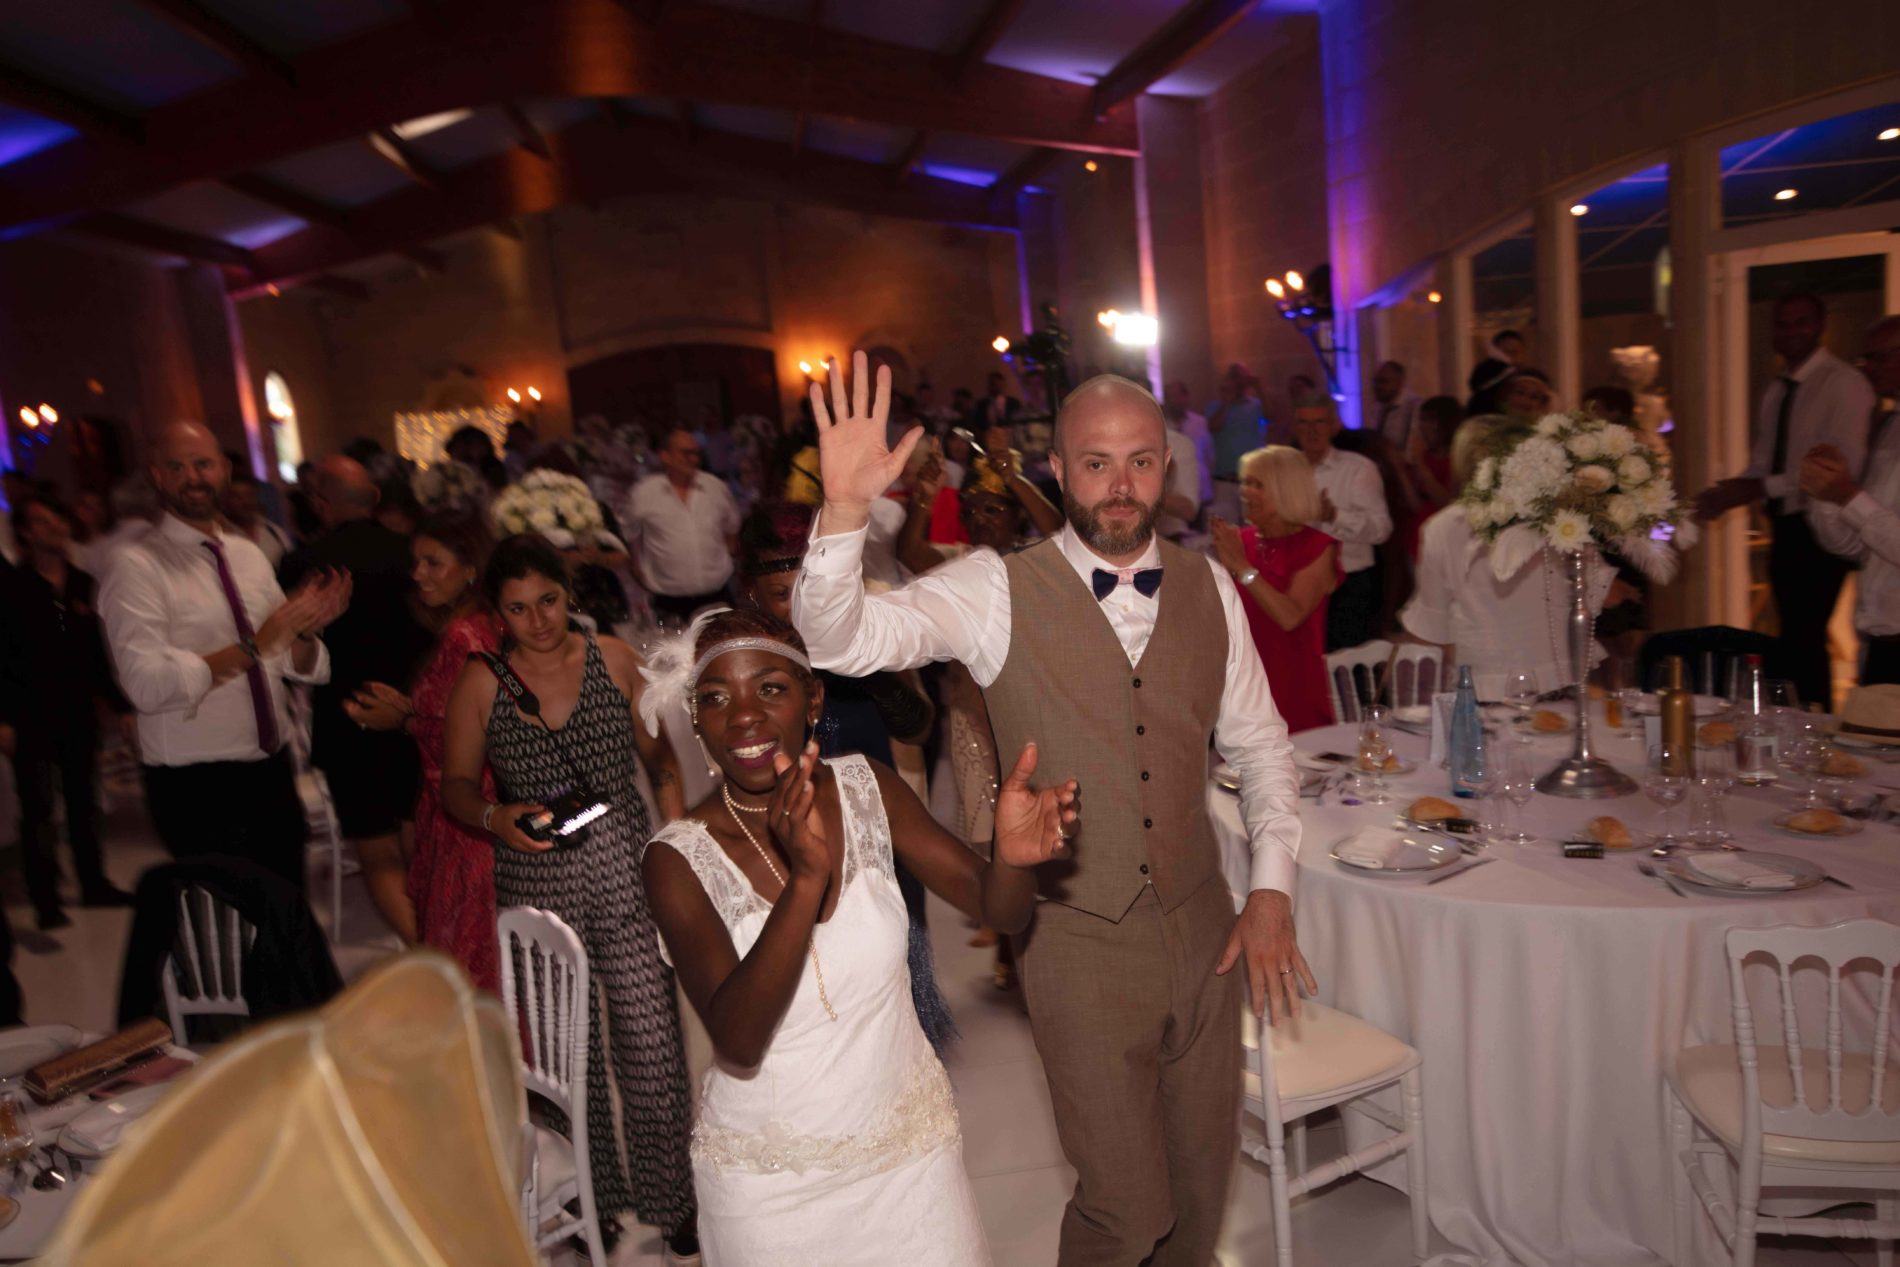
[1210,445,1341,731]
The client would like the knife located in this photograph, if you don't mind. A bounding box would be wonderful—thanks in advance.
[1424,857,1493,885]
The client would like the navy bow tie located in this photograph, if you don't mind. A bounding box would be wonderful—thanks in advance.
[1091,567,1164,601]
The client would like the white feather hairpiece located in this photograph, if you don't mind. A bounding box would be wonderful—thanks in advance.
[636,608,724,738]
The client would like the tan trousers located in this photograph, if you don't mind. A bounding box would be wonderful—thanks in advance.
[1015,876,1241,1266]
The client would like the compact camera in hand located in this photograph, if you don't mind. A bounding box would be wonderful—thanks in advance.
[517,790,610,847]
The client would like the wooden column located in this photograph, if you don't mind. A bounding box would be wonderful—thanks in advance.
[1534,195,1580,407]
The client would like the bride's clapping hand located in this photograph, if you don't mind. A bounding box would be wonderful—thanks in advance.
[768,741,831,883]
[993,742,1079,868]
[812,350,923,518]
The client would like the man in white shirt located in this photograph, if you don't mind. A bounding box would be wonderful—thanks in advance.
[1368,360,1422,449]
[1802,314,1900,685]
[792,357,1303,1266]
[1293,397,1393,651]
[99,422,350,890]
[620,426,741,623]
[1162,379,1214,506]
[1697,293,1875,707]
[1157,408,1204,541]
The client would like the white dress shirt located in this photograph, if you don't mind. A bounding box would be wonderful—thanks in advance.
[1177,409,1215,503]
[99,512,330,767]
[1158,426,1205,540]
[1400,504,1612,700]
[1810,406,1900,636]
[1309,447,1391,573]
[792,521,1303,895]
[1743,346,1876,514]
[621,471,741,597]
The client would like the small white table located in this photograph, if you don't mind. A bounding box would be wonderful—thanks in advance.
[1211,718,1900,1266]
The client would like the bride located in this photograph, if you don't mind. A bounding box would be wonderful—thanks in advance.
[639,607,1076,1265]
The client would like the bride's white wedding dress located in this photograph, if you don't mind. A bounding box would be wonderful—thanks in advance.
[646,755,991,1266]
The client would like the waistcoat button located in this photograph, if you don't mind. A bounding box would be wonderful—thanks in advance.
[1132,677,1142,688]
[1143,818,1153,829]
[1141,771,1150,781]
[1136,725,1145,736]
[1139,864,1149,875]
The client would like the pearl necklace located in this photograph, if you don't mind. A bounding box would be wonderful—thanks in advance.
[721,781,839,1022]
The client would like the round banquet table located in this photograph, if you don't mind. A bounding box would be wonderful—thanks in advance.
[1210,715,1900,1267]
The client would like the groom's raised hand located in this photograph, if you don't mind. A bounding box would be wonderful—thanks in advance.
[812,350,923,536]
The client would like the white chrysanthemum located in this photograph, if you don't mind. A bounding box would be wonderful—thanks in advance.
[1600,425,1636,458]
[1635,481,1673,516]
[1566,430,1602,460]
[528,505,558,531]
[1501,436,1569,500]
[1534,413,1566,438]
[1545,508,1591,552]
[1472,456,1497,491]
[1605,494,1640,530]
[1573,464,1615,494]
[1617,454,1652,487]
[1489,495,1521,527]
[1465,501,1491,531]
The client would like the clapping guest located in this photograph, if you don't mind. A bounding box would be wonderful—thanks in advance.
[621,426,741,625]
[440,535,696,1254]
[221,471,291,570]
[1292,396,1391,650]
[1206,363,1267,522]
[1210,448,1341,732]
[342,510,504,990]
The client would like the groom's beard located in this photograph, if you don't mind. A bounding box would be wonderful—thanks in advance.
[1062,489,1162,557]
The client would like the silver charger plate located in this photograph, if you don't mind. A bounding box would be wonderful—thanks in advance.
[1330,833,1463,877]
[1665,850,1825,896]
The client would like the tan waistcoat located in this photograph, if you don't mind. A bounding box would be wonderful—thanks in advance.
[982,537,1227,921]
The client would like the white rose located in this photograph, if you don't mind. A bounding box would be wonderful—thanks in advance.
[1617,454,1652,487]
[1545,508,1591,552]
[1534,413,1565,437]
[1573,465,1615,494]
[1605,494,1640,529]
[1566,430,1602,461]
[1473,457,1496,492]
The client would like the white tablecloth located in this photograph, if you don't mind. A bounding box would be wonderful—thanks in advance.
[1212,719,1900,1267]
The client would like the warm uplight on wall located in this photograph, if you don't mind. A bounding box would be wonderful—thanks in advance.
[1084,160,1099,172]
[1097,308,1121,329]
[37,405,57,424]
[1569,203,1589,216]
[1774,188,1799,201]
[1428,291,1443,304]
[526,386,542,402]
[18,407,38,429]
[992,336,1010,354]
[1264,278,1285,299]
[1881,127,1900,142]
[506,388,522,403]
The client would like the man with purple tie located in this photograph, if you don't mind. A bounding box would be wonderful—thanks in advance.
[100,422,351,891]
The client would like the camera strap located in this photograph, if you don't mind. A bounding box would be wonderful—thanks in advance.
[469,650,594,796]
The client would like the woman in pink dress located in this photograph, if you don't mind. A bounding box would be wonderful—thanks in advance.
[1210,445,1342,733]
[343,510,504,992]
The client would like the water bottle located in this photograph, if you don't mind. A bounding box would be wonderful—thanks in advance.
[1733,654,1777,786]
[1449,665,1486,798]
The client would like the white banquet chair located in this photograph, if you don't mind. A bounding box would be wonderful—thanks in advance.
[1387,643,1444,709]
[162,886,258,1046]
[497,906,607,1267]
[1241,1002,1429,1266]
[1325,638,1393,724]
[286,683,345,944]
[1668,919,1900,1267]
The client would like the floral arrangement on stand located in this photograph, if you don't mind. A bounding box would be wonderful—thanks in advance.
[411,460,488,513]
[490,470,626,553]
[1458,410,1698,582]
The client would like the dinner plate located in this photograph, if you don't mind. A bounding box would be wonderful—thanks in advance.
[1832,730,1900,751]
[58,1083,174,1159]
[1664,850,1825,895]
[1631,693,1728,718]
[0,1024,82,1079]
[1330,832,1462,876]
[1768,811,1865,839]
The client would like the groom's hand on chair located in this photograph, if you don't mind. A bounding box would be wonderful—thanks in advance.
[1217,890,1317,1021]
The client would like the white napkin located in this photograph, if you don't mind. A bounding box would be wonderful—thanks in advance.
[1428,692,1455,768]
[1333,831,1408,870]
[63,1083,171,1154]
[1683,854,1799,890]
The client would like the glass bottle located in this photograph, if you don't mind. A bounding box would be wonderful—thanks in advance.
[1449,665,1486,799]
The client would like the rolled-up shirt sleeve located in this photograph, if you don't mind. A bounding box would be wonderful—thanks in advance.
[1206,559,1302,896]
[278,637,331,686]
[1331,457,1393,546]
[792,525,1010,684]
[99,549,214,714]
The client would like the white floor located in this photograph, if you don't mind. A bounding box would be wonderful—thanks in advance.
[8,799,1884,1266]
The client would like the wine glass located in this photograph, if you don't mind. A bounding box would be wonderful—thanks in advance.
[1497,740,1538,844]
[1504,671,1538,728]
[0,1093,33,1196]
[1765,680,1802,713]
[1357,706,1394,806]
[1644,743,1690,851]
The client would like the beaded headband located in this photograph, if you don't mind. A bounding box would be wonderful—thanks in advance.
[635,607,811,736]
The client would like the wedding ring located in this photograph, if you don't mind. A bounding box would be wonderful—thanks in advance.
[1278,968,1292,975]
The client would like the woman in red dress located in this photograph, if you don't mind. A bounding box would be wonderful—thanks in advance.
[1396,396,1462,563]
[343,510,504,992]
[1211,445,1342,733]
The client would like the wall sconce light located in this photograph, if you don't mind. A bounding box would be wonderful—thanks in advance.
[991,336,1011,354]
[1428,290,1443,304]
[1774,188,1799,201]
[37,404,57,424]
[1284,270,1305,292]
[506,387,522,403]
[1569,203,1589,216]
[798,360,814,377]
[1084,160,1099,173]
[1096,308,1120,329]
[18,407,39,429]
[1265,263,1339,396]
[1264,278,1285,299]
[526,386,542,402]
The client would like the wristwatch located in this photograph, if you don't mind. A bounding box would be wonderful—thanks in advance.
[1235,568,1259,588]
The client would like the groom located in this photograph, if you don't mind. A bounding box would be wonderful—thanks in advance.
[792,355,1308,1264]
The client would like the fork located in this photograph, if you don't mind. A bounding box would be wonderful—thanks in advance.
[1637,860,1690,898]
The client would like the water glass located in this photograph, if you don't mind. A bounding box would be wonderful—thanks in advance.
[1644,743,1690,848]
[1497,740,1538,844]
[1504,671,1538,726]
[1684,785,1733,849]
[1455,761,1499,849]
[1357,706,1394,806]
[1607,656,1641,739]
[1775,713,1826,808]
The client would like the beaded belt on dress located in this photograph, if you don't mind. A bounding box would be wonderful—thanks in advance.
[691,1054,960,1176]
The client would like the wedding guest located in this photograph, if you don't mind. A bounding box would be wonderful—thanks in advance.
[1211,447,1341,732]
[100,422,351,889]
[621,426,741,623]
[73,475,157,583]
[221,472,293,571]
[1498,367,1557,419]
[641,608,1074,1265]
[1292,396,1391,650]
[343,510,503,990]
[967,370,1020,431]
[1206,363,1267,522]
[1158,399,1206,542]
[440,534,694,1256]
[374,476,422,538]
[1163,379,1214,506]
[1699,293,1875,707]
[282,456,434,943]
[1802,314,1900,685]
[0,495,135,928]
[971,421,1064,538]
[1395,395,1461,561]
[1401,417,1613,699]
[1368,360,1422,449]
[793,360,1305,1265]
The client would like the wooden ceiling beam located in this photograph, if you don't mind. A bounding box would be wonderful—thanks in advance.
[990,147,1060,205]
[233,110,1017,296]
[499,102,552,160]
[126,0,296,85]
[222,172,353,231]
[891,130,930,185]
[946,0,1028,86]
[69,212,256,270]
[0,63,144,144]
[367,127,443,189]
[1091,0,1261,118]
[0,0,1133,235]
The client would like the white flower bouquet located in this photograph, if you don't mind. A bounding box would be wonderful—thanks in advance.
[490,470,627,553]
[411,460,487,512]
[1458,411,1698,583]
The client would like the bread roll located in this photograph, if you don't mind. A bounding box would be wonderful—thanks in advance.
[1785,808,1846,834]
[1821,750,1866,778]
[1532,709,1567,732]
[1586,816,1634,849]
[1697,720,1737,747]
[1408,796,1462,822]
